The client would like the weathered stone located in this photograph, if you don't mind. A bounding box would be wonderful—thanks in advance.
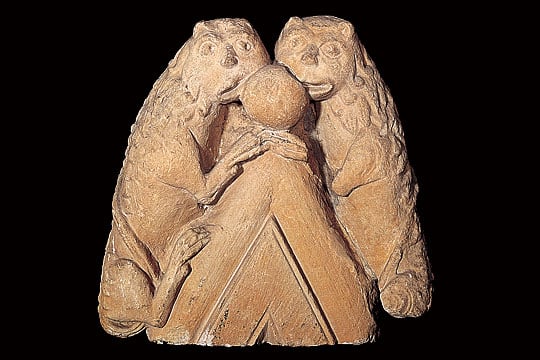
[98,15,432,347]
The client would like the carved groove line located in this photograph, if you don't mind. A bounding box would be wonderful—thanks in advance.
[271,215,337,344]
[192,213,337,344]
[192,214,272,343]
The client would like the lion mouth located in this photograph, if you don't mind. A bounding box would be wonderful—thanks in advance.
[302,82,334,100]
[274,61,334,101]
[218,82,243,104]
[218,76,253,105]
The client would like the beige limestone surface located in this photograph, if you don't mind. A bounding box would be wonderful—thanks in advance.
[98,16,432,347]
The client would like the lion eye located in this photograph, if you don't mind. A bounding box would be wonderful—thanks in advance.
[236,39,253,52]
[289,35,307,49]
[321,41,342,58]
[199,41,217,56]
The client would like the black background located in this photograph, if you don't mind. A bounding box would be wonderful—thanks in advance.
[34,2,508,357]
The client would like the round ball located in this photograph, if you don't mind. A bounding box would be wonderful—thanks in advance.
[241,65,309,130]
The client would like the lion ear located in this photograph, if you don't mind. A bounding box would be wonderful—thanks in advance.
[284,16,303,29]
[337,20,354,39]
[237,18,254,32]
[193,20,209,36]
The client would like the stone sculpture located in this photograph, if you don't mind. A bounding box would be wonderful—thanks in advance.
[274,15,433,318]
[98,15,432,347]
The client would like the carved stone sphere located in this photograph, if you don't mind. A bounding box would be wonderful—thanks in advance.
[241,64,309,130]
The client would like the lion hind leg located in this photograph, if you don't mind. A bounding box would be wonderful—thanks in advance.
[98,255,154,337]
